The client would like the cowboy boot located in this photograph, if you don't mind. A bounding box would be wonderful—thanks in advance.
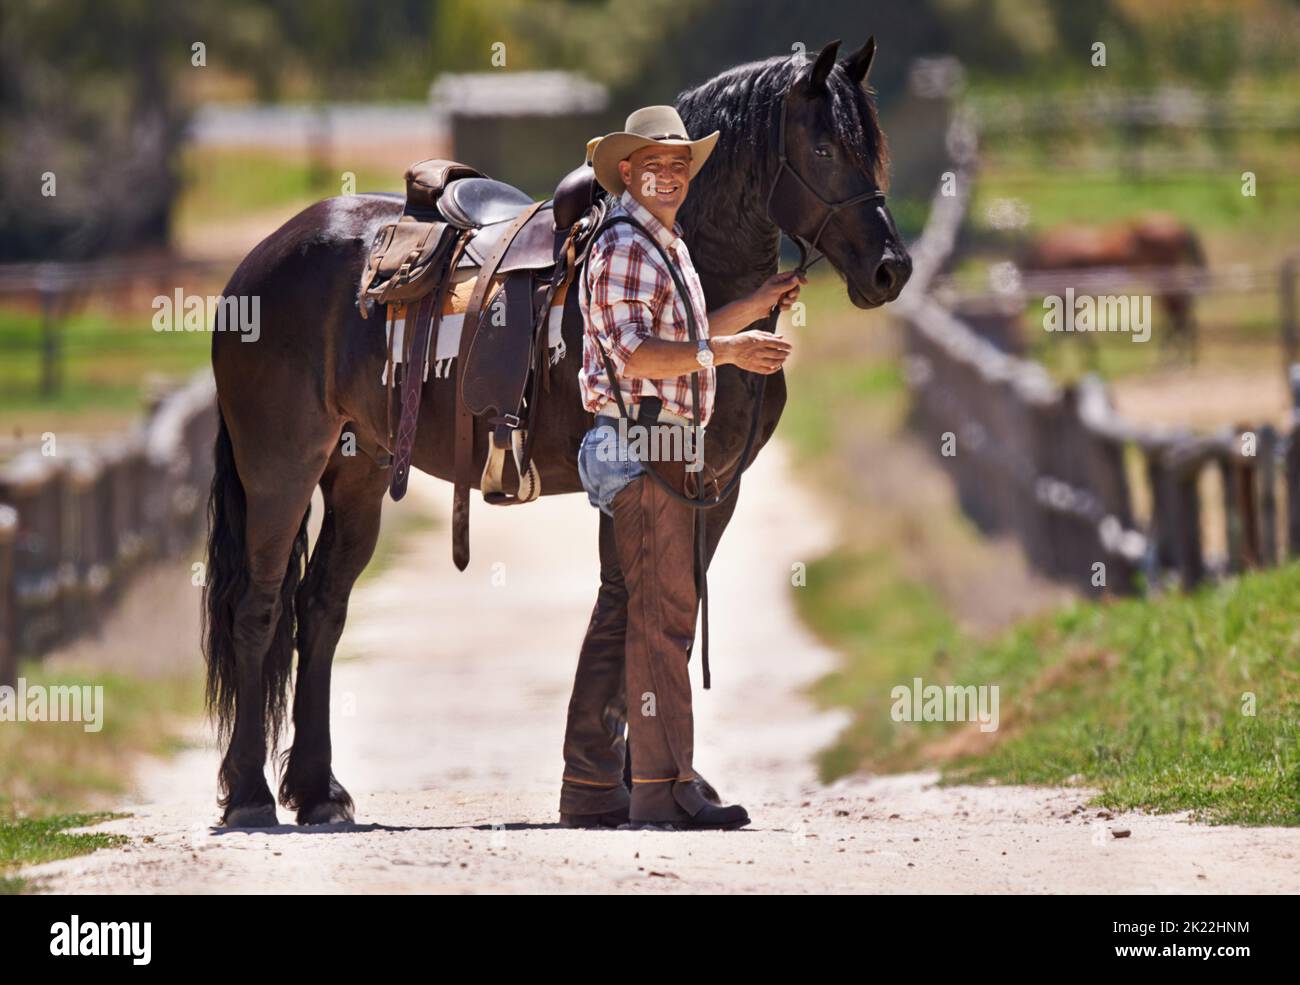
[610,460,748,830]
[559,511,632,826]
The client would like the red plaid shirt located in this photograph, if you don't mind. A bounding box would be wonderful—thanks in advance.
[579,190,714,426]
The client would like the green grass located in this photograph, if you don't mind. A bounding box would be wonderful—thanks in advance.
[0,814,128,894]
[0,307,212,435]
[0,663,202,892]
[802,561,1300,826]
[175,147,401,235]
[799,547,960,781]
[973,166,1300,234]
[786,261,1300,827]
[0,666,203,812]
[779,272,904,460]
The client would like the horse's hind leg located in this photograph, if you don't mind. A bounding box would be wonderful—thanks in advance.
[221,479,319,827]
[280,450,388,824]
[210,414,338,828]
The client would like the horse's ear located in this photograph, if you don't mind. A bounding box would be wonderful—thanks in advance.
[843,36,876,85]
[803,40,841,92]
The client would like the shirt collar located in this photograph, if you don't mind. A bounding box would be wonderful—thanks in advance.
[618,189,682,252]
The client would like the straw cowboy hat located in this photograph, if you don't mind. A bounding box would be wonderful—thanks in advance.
[587,105,720,196]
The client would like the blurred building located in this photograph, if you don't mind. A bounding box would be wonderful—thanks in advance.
[882,56,966,203]
[431,71,610,197]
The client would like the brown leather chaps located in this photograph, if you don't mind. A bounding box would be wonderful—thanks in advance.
[559,458,712,822]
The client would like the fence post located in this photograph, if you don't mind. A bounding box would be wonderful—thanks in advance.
[1257,425,1278,567]
[1144,446,1178,578]
[1169,451,1205,589]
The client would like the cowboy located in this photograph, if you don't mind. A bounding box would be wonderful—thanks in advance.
[560,106,803,830]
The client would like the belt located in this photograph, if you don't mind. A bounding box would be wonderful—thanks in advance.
[596,399,693,429]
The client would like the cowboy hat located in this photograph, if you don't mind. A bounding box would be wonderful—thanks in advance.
[588,106,720,197]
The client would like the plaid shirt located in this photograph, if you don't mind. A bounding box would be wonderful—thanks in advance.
[579,190,714,426]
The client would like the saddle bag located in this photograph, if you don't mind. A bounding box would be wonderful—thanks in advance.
[358,216,458,312]
[357,159,485,316]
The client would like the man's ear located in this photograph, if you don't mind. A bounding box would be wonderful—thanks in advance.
[843,36,876,85]
[618,159,633,186]
[802,40,841,92]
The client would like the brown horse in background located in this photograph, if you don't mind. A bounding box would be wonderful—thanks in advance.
[1023,212,1206,357]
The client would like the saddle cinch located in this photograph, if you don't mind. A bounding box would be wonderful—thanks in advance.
[358,158,603,569]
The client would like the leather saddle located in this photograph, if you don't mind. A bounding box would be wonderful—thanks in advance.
[358,157,604,569]
[358,159,482,313]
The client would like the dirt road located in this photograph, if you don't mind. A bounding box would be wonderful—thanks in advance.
[24,444,1300,893]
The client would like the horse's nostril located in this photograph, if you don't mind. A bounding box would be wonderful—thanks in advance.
[874,260,898,294]
[872,255,912,297]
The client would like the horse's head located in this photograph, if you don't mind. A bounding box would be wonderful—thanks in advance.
[768,39,911,308]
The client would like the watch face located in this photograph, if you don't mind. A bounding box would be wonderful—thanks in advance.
[697,347,714,368]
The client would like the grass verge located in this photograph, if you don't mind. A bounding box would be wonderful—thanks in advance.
[786,269,1300,826]
[0,814,129,895]
[799,559,1300,826]
[0,665,203,892]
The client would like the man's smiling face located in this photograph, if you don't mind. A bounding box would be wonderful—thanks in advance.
[619,144,692,216]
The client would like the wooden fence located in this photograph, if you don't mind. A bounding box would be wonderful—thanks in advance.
[0,373,217,687]
[894,115,1300,596]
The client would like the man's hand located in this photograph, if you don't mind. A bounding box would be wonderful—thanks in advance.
[750,271,806,316]
[712,331,792,374]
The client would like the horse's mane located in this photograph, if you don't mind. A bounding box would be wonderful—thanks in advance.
[671,51,890,295]
[675,52,890,195]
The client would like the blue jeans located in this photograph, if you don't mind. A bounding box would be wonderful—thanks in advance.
[577,416,646,517]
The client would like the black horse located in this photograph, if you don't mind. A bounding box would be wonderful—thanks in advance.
[204,39,911,827]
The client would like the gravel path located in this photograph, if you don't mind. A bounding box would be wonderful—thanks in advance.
[25,444,1300,893]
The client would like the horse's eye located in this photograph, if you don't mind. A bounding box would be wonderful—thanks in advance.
[814,145,832,159]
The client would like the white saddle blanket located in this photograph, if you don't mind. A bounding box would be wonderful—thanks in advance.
[382,298,567,384]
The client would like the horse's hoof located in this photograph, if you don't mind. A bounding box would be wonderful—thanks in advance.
[298,801,354,825]
[223,804,280,828]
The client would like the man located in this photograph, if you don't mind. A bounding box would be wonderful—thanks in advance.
[561,106,802,830]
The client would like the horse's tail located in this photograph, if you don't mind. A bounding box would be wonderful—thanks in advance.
[202,409,307,756]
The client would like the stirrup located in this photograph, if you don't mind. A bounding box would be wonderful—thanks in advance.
[481,424,541,504]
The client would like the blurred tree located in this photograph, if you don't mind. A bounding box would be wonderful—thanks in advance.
[0,0,208,260]
[3,0,1297,262]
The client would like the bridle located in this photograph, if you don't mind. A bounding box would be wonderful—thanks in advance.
[764,94,887,277]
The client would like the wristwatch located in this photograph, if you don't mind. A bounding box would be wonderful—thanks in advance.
[695,338,714,369]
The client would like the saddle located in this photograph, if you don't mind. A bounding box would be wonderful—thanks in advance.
[359,157,603,569]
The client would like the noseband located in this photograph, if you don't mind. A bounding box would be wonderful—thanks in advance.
[764,95,887,276]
